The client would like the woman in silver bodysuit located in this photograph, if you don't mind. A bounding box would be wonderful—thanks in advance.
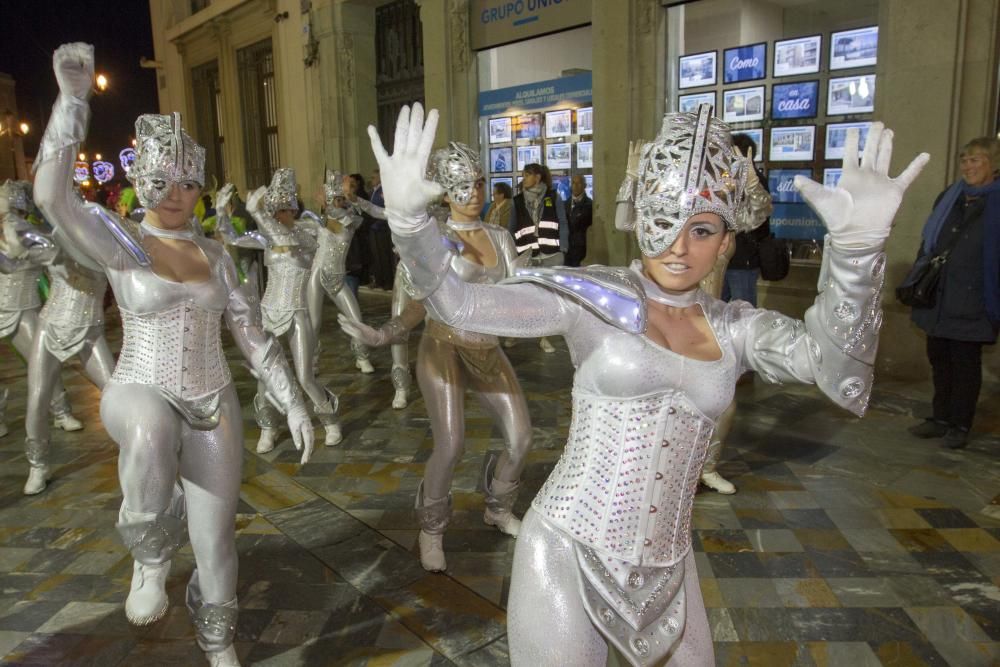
[369,104,929,666]
[22,222,115,495]
[0,181,84,441]
[34,43,313,667]
[244,169,342,453]
[340,142,532,573]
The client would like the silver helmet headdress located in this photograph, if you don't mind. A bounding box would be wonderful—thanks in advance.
[264,168,299,215]
[427,142,483,206]
[633,105,757,257]
[324,168,346,202]
[1,180,30,214]
[129,112,206,209]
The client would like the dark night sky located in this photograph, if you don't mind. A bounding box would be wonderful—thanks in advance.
[0,1,159,162]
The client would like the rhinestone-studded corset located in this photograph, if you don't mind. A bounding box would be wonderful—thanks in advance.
[315,225,354,277]
[113,302,230,400]
[261,257,309,313]
[0,267,42,312]
[533,390,713,567]
[41,262,106,330]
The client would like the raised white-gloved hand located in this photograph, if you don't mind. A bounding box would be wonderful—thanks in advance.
[53,43,95,101]
[337,314,387,347]
[286,402,314,464]
[366,103,444,234]
[246,186,268,218]
[214,183,235,212]
[794,122,929,247]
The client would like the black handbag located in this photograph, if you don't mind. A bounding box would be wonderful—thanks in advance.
[758,235,790,281]
[896,252,947,308]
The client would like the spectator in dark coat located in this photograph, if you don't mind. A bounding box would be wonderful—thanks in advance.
[722,133,770,306]
[566,174,592,267]
[908,136,1000,449]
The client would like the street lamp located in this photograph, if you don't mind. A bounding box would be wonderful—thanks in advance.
[0,109,30,179]
[95,73,109,93]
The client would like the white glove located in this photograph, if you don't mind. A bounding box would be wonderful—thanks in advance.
[53,43,95,101]
[366,103,444,233]
[214,183,235,212]
[286,402,314,464]
[794,122,929,247]
[246,186,268,218]
[626,140,643,179]
[337,314,387,347]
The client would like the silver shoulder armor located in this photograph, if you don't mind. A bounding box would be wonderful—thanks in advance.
[85,203,150,266]
[504,265,646,334]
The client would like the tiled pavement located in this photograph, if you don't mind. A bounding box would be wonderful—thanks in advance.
[0,290,998,666]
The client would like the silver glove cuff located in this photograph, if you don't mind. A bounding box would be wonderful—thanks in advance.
[254,337,303,415]
[391,215,454,300]
[616,175,635,205]
[35,94,90,168]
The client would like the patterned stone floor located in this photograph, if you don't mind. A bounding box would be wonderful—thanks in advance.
[0,289,998,666]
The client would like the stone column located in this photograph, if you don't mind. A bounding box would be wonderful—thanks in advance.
[417,0,478,149]
[590,0,665,266]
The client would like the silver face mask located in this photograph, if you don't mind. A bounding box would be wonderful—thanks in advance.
[265,168,299,215]
[129,112,206,210]
[634,105,752,257]
[427,142,484,206]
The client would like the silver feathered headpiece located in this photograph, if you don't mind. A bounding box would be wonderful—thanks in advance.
[129,112,206,209]
[633,105,757,257]
[1,180,30,213]
[427,142,484,206]
[265,168,299,214]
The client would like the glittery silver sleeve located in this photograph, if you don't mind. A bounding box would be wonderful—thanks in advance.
[216,211,267,250]
[393,217,578,337]
[351,197,388,220]
[221,256,302,415]
[34,94,90,168]
[733,237,884,417]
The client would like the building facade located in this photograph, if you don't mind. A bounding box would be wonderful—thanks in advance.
[149,0,1000,378]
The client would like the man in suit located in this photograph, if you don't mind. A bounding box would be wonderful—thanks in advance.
[566,174,592,267]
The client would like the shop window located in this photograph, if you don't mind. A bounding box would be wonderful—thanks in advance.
[666,0,879,264]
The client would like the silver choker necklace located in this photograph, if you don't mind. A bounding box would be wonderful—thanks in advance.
[141,220,195,240]
[631,260,700,307]
[447,218,482,231]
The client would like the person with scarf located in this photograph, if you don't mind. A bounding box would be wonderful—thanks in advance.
[509,163,568,353]
[370,102,927,666]
[907,137,1000,449]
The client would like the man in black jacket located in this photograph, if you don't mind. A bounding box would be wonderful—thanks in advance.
[566,174,592,267]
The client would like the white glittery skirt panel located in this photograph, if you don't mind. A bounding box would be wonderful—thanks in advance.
[508,509,713,667]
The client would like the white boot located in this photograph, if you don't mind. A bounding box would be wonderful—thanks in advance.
[125,559,171,626]
[484,507,521,536]
[206,645,241,667]
[23,465,50,496]
[324,422,342,447]
[539,337,555,353]
[256,428,278,454]
[392,388,408,409]
[356,357,375,374]
[53,413,84,432]
[418,530,446,572]
[700,471,736,495]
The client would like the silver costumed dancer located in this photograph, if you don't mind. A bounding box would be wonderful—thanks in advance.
[22,211,115,495]
[368,104,929,665]
[33,43,314,667]
[0,180,83,441]
[340,141,532,572]
[244,168,342,453]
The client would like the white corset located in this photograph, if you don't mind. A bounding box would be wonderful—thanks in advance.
[0,268,42,312]
[113,301,231,400]
[532,389,713,567]
[41,264,106,331]
[261,259,309,335]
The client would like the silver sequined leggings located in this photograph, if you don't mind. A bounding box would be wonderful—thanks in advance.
[508,509,713,667]
[25,326,114,464]
[101,381,243,606]
[417,335,531,499]
[3,310,73,423]
[259,311,331,415]
[308,269,368,363]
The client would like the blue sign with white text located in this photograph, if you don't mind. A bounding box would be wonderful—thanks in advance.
[772,81,819,119]
[768,169,811,204]
[771,203,826,240]
[478,72,593,116]
[723,43,766,83]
